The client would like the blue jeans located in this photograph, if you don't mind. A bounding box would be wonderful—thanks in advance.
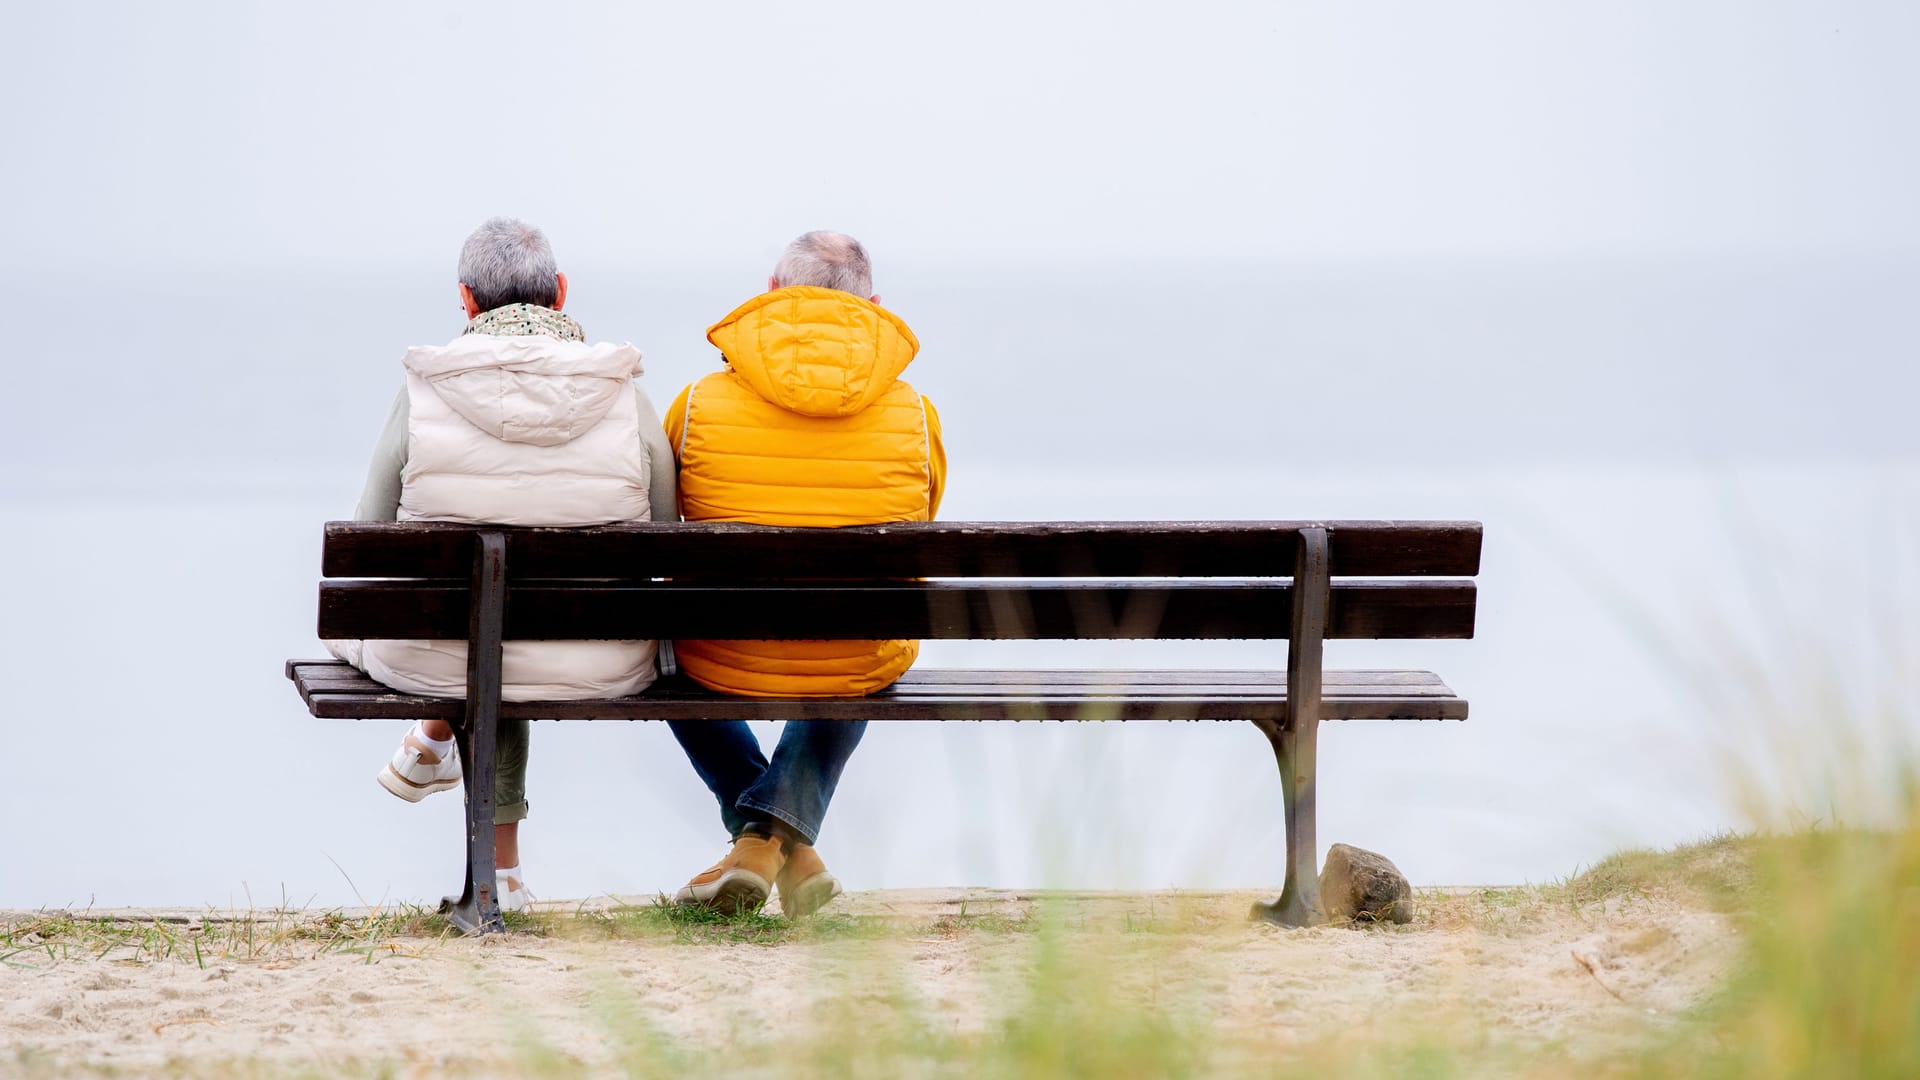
[668,720,867,846]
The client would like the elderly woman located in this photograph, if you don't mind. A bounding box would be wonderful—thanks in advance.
[330,217,676,910]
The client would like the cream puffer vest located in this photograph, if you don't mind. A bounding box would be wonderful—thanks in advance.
[358,333,658,702]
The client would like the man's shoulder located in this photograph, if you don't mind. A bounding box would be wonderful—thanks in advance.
[878,378,927,405]
[684,369,750,400]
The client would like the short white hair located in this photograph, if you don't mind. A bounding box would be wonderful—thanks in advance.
[772,231,873,297]
[458,217,559,311]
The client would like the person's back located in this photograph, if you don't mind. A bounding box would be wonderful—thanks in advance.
[361,310,660,699]
[332,217,677,913]
[662,231,945,922]
[666,241,945,697]
[349,222,670,700]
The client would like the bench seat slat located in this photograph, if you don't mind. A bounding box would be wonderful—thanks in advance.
[287,661,1467,723]
[889,668,1457,687]
[291,677,1459,700]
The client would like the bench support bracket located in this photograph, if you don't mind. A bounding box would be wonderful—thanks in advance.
[442,531,508,935]
[1251,526,1329,928]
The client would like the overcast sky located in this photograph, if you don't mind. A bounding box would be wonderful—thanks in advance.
[6,1,1917,273]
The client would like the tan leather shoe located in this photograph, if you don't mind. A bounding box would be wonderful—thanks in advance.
[775,842,843,919]
[673,834,786,915]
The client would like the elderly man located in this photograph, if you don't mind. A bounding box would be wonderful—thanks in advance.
[663,231,946,918]
[333,217,677,910]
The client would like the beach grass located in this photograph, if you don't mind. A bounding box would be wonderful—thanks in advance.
[10,809,1913,1078]
[0,903,452,970]
[637,815,1914,1080]
[0,892,1052,968]
[545,805,1907,1079]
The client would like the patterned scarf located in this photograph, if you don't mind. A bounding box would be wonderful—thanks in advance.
[463,303,586,342]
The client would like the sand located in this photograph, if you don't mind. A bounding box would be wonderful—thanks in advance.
[1,888,1741,1075]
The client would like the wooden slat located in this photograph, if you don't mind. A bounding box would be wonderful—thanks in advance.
[896,669,1453,687]
[286,661,1469,723]
[290,673,1458,699]
[292,694,1468,721]
[321,520,1483,580]
[288,660,1449,690]
[316,579,1477,642]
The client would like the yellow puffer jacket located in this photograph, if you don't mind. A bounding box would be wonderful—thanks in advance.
[665,286,947,697]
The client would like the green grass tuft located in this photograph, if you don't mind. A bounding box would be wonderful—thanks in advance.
[0,903,453,969]
[1560,830,1761,912]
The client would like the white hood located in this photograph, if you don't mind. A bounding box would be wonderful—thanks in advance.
[363,330,660,700]
[402,335,644,447]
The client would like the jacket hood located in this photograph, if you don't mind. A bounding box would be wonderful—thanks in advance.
[705,286,920,418]
[403,335,643,446]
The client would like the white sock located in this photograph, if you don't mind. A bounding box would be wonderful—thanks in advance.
[410,722,455,757]
[496,865,524,889]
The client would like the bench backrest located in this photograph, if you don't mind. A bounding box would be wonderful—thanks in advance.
[317,521,1480,643]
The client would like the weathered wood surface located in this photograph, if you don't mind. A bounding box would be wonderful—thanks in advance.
[287,661,1469,723]
[321,520,1483,580]
[316,579,1477,642]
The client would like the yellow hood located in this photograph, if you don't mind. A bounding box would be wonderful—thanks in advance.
[705,286,920,418]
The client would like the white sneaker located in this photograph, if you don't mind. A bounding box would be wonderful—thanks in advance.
[498,869,531,914]
[376,724,461,802]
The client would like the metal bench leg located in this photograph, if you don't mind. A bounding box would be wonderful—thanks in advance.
[1251,715,1322,927]
[441,532,507,936]
[1252,526,1329,928]
[442,718,503,934]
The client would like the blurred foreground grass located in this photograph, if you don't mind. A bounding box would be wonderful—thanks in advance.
[541,816,1918,1079]
[8,806,1914,1078]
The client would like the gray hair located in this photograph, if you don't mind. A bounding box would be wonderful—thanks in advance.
[772,231,873,297]
[457,217,560,312]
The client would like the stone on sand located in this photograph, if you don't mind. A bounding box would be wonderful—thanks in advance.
[1320,843,1413,925]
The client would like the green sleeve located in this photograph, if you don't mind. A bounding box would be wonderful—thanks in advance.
[634,385,679,522]
[352,387,408,521]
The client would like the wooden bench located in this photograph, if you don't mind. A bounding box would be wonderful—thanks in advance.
[288,519,1480,933]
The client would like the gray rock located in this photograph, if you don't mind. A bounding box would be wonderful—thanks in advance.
[1319,843,1413,925]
